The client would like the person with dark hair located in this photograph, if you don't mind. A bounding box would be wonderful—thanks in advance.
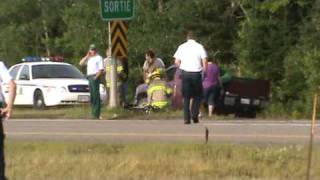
[79,44,104,119]
[142,49,165,81]
[202,56,223,117]
[174,30,208,124]
[0,60,16,180]
[133,49,165,105]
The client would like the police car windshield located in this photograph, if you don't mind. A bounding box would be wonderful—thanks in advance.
[32,64,85,79]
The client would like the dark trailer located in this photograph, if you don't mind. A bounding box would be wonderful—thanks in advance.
[216,77,270,118]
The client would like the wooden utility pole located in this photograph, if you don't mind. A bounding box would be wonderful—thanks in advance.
[306,94,318,180]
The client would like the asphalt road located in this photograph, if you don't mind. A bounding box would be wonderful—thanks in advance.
[3,119,320,144]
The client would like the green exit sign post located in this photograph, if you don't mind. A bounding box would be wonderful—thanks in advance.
[100,0,134,21]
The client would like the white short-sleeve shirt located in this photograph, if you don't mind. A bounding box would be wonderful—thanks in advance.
[0,61,12,83]
[0,61,13,102]
[86,54,104,76]
[173,39,207,72]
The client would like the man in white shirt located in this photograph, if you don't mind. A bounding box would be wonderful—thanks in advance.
[0,61,16,179]
[174,31,208,124]
[79,44,104,119]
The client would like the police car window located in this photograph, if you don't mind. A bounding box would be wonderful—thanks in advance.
[18,65,30,80]
[32,64,85,79]
[9,65,21,80]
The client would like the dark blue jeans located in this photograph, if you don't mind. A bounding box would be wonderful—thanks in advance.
[119,81,129,106]
[181,71,203,123]
[203,85,219,106]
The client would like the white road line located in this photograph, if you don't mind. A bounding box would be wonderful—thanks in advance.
[7,119,320,126]
[5,132,203,137]
[7,119,106,122]
[203,123,320,127]
[5,131,320,139]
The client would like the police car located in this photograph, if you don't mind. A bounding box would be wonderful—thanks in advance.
[2,57,106,109]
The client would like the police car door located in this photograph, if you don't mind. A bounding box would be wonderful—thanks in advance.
[6,65,22,105]
[16,65,34,105]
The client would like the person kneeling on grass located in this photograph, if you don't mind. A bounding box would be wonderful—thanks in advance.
[146,69,172,110]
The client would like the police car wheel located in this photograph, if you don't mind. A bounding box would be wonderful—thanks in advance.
[33,90,45,109]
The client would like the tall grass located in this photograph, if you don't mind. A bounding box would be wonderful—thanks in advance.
[5,141,320,180]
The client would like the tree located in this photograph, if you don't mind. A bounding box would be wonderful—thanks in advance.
[58,0,108,64]
[0,0,70,65]
[235,0,313,99]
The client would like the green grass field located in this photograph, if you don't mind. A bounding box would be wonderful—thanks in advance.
[11,105,179,120]
[11,105,237,120]
[11,105,136,119]
[5,141,320,180]
[11,105,189,120]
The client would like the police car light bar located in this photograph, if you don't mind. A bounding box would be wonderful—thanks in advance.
[22,56,64,62]
[22,56,42,62]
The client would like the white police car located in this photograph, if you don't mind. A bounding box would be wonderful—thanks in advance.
[2,57,106,109]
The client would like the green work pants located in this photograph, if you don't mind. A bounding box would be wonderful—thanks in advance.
[88,76,101,119]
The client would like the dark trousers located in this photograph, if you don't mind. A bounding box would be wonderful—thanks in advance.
[88,76,101,119]
[119,81,129,106]
[0,115,6,180]
[181,71,203,123]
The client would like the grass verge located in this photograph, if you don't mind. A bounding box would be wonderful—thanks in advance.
[5,141,320,180]
[11,105,242,120]
[11,105,183,120]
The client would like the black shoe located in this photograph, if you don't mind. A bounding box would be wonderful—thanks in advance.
[193,118,199,124]
[184,121,191,125]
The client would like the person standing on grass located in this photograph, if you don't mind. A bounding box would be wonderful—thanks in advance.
[202,56,223,117]
[118,56,129,107]
[173,30,208,124]
[79,44,104,119]
[0,60,16,180]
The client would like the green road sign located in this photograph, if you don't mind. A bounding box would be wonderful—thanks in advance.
[100,0,134,21]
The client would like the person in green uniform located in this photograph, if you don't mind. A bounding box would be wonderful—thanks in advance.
[79,44,104,119]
